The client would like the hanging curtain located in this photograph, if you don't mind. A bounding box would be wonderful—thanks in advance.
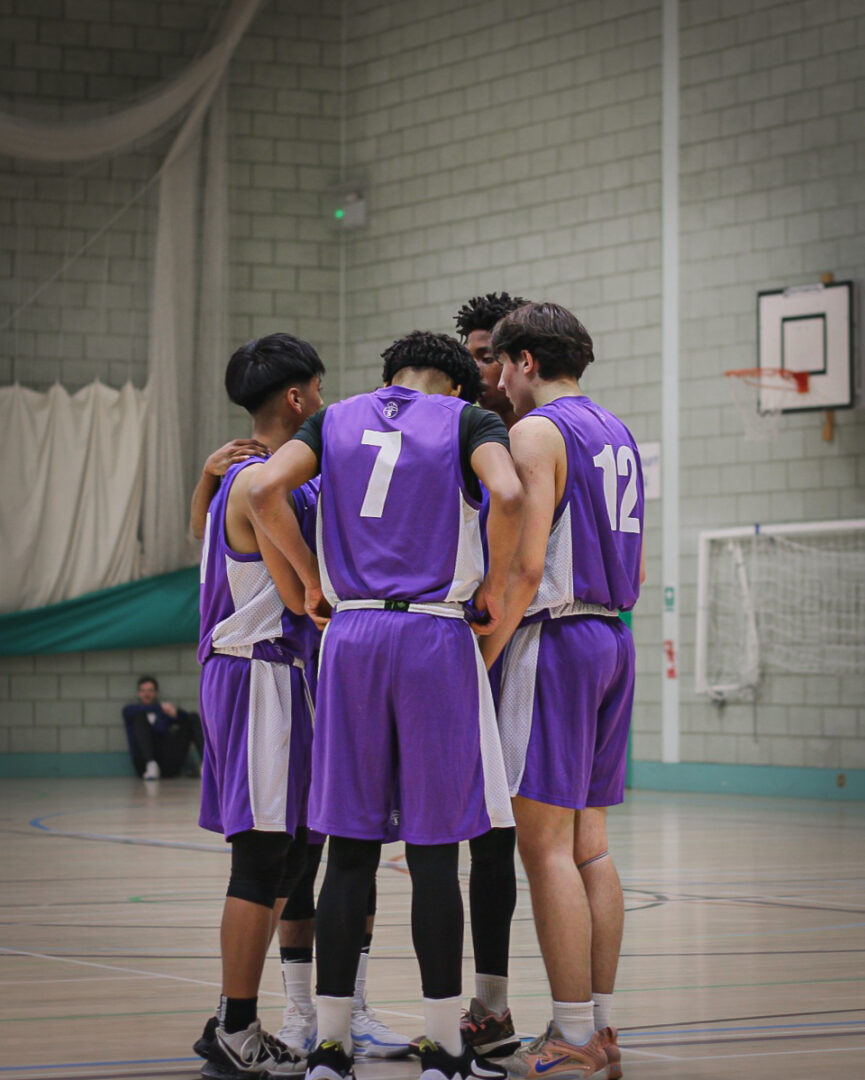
[0,0,262,609]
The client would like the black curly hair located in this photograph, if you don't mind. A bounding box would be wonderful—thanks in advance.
[225,333,325,414]
[454,292,531,340]
[491,302,595,381]
[381,330,481,404]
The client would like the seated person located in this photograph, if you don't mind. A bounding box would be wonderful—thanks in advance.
[122,675,204,780]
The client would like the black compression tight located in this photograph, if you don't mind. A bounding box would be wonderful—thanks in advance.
[315,838,462,999]
[468,826,517,977]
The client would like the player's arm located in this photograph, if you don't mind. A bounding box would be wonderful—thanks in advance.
[189,438,268,539]
[228,467,307,616]
[470,441,525,636]
[248,436,327,627]
[479,416,560,667]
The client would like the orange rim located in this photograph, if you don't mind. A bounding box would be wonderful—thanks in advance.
[724,368,809,393]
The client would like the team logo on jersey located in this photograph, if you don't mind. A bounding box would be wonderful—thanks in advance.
[383,400,399,418]
[390,809,400,827]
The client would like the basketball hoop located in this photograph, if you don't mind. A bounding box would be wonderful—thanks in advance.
[724,367,810,442]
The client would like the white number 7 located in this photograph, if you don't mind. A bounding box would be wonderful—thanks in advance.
[360,430,402,518]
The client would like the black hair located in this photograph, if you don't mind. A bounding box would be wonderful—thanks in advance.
[381,330,481,404]
[225,333,325,414]
[490,302,595,381]
[454,292,531,340]
[137,675,159,690]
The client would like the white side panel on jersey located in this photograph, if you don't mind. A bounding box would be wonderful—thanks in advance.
[472,637,515,828]
[200,512,212,585]
[444,488,484,603]
[498,622,543,796]
[315,497,339,606]
[210,555,283,657]
[524,504,575,617]
[247,659,292,832]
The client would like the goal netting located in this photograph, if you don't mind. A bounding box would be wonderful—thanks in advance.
[695,520,865,700]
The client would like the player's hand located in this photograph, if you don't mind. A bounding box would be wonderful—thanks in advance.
[467,584,503,636]
[161,702,177,718]
[305,583,332,631]
[204,439,269,477]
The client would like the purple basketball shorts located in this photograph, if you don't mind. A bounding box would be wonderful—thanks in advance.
[498,615,635,810]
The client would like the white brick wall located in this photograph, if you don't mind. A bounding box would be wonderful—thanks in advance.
[1,0,864,774]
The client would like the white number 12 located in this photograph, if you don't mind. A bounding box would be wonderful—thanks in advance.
[592,443,641,534]
[360,429,402,517]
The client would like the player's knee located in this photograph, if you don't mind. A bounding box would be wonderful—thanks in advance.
[227,829,292,908]
[405,841,459,886]
[576,847,610,871]
[281,841,323,922]
[327,835,381,877]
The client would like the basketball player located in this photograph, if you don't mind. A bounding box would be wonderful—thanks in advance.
[192,449,409,1061]
[248,331,524,1080]
[197,333,324,1079]
[451,293,529,1056]
[483,302,644,1080]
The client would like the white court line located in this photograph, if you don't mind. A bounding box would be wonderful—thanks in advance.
[622,1046,682,1061]
[0,946,423,1020]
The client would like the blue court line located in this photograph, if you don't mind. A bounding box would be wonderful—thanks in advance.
[0,1057,198,1071]
[621,1018,865,1038]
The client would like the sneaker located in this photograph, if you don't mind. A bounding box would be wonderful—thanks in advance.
[279,997,316,1052]
[142,760,160,780]
[505,1023,608,1080]
[461,997,520,1057]
[418,1038,508,1080]
[351,995,411,1058]
[200,1020,306,1078]
[306,1039,355,1080]
[193,1015,218,1059]
[598,1027,621,1080]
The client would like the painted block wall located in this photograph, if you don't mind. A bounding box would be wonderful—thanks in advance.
[0,0,340,766]
[673,0,865,771]
[2,0,864,779]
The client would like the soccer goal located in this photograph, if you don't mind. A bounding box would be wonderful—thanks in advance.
[695,519,865,701]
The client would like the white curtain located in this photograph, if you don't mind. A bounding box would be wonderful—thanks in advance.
[0,0,263,607]
[0,382,148,611]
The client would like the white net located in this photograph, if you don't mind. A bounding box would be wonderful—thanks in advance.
[699,523,865,700]
[726,370,807,443]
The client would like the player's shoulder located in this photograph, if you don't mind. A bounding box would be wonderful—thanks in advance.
[510,412,565,457]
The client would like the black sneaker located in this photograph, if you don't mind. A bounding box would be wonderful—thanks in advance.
[305,1039,356,1080]
[194,1015,218,1060]
[418,1038,508,1080]
[200,1020,306,1078]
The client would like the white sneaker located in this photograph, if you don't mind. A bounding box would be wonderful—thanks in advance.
[351,995,411,1059]
[142,760,160,780]
[201,1020,306,1077]
[278,997,316,1052]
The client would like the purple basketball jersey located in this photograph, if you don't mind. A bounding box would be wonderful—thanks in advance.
[316,386,484,603]
[526,396,643,617]
[198,459,320,664]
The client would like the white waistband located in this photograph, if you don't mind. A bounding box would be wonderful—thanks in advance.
[213,645,306,667]
[547,599,620,620]
[334,599,466,620]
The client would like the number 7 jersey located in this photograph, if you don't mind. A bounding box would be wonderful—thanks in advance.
[526,395,644,619]
[313,386,486,604]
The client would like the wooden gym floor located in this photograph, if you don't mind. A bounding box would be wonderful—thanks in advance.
[1,777,863,1079]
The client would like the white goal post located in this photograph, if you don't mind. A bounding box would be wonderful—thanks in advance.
[695,519,865,701]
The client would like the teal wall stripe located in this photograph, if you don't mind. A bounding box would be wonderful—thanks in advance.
[0,752,134,778]
[630,760,865,800]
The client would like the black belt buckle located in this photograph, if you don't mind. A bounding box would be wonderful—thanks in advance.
[383,599,411,612]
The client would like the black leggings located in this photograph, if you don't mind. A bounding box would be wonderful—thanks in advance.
[316,838,462,999]
[469,826,517,977]
[280,841,377,923]
[227,829,309,909]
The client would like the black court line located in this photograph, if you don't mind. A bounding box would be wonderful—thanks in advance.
[669,891,865,916]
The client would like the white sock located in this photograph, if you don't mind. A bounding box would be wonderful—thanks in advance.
[282,960,313,1010]
[593,992,613,1031]
[316,995,353,1052]
[475,973,508,1015]
[552,999,595,1046]
[354,947,369,1005]
[424,995,462,1056]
